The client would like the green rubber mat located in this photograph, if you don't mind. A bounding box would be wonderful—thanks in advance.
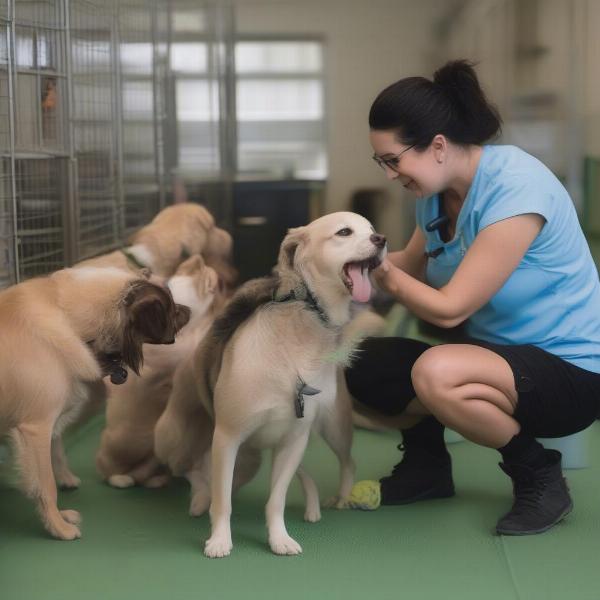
[2,418,600,600]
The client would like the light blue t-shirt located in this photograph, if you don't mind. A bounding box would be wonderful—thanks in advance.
[415,144,600,374]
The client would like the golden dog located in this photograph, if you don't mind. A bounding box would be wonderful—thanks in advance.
[155,212,387,557]
[0,267,189,540]
[77,203,233,280]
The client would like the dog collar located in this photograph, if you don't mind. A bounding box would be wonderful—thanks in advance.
[87,342,128,385]
[273,284,332,327]
[120,248,147,271]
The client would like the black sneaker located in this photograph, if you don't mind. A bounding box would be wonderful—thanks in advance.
[496,449,573,535]
[379,443,455,505]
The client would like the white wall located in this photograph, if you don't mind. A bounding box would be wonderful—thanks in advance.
[234,0,444,249]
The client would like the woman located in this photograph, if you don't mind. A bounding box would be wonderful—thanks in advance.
[345,60,600,535]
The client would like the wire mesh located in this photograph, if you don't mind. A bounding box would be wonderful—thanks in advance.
[0,16,13,287]
[70,0,119,260]
[14,157,66,279]
[118,0,160,234]
[7,1,67,283]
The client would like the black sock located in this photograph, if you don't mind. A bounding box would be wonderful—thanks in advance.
[498,432,548,469]
[402,415,448,458]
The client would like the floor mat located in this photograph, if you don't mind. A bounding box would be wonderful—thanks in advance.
[2,419,600,600]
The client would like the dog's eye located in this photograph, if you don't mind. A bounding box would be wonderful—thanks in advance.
[336,228,353,237]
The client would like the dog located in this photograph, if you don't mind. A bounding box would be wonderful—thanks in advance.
[95,255,223,488]
[54,204,236,486]
[76,203,231,279]
[0,267,190,540]
[154,211,386,557]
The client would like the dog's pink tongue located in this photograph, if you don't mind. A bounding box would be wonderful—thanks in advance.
[348,264,372,303]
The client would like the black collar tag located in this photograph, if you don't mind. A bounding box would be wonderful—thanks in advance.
[295,378,321,418]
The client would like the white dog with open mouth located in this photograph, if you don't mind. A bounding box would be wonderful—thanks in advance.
[155,211,386,557]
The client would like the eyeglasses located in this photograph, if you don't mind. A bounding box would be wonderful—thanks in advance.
[372,144,415,173]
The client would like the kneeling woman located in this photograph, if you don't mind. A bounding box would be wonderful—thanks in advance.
[346,60,600,535]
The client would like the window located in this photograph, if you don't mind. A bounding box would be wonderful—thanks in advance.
[170,35,327,180]
[235,40,327,179]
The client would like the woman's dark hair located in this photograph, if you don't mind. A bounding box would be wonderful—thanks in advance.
[369,59,501,148]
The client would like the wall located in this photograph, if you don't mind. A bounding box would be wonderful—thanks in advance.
[234,0,444,249]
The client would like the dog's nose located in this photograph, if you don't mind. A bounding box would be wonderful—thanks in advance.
[370,233,386,248]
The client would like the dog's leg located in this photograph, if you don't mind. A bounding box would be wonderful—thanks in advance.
[187,451,212,517]
[266,428,311,555]
[296,465,321,523]
[232,446,261,492]
[12,421,81,540]
[188,446,261,518]
[204,427,240,558]
[320,372,356,509]
[51,436,81,489]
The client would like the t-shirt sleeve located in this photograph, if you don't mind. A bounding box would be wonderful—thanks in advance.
[478,180,554,231]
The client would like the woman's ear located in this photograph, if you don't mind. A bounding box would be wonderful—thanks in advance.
[431,134,447,164]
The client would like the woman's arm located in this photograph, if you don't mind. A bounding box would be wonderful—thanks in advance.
[372,213,545,328]
[386,226,427,280]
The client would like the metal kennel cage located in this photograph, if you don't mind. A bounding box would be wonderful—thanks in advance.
[0,0,234,288]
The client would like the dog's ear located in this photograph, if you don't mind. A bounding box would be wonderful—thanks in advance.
[275,226,306,298]
[176,253,205,275]
[122,282,191,374]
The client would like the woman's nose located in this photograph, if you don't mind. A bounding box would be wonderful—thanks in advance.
[370,233,387,248]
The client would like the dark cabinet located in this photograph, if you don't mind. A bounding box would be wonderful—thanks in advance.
[233,180,325,282]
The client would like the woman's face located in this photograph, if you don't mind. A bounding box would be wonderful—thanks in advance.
[369,129,448,198]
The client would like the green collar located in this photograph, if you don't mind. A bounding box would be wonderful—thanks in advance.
[120,248,148,271]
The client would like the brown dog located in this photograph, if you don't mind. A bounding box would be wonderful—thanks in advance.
[0,266,190,540]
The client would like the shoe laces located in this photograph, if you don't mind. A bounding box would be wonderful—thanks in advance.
[510,472,550,514]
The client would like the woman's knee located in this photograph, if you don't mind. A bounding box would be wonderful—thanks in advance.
[411,346,458,404]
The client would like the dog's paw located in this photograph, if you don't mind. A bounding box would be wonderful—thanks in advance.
[269,534,303,556]
[47,517,81,540]
[204,535,233,558]
[60,509,82,525]
[57,472,81,490]
[144,474,170,489]
[323,495,351,509]
[108,474,135,488]
[189,491,210,517]
[304,506,321,523]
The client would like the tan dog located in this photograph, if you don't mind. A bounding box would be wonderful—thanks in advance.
[96,255,222,488]
[76,203,230,279]
[155,211,386,557]
[0,267,190,540]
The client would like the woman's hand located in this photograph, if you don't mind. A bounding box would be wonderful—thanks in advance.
[371,258,397,294]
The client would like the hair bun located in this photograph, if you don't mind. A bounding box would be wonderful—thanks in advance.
[434,60,478,87]
[433,60,479,108]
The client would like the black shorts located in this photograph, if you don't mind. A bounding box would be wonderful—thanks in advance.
[344,337,600,438]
